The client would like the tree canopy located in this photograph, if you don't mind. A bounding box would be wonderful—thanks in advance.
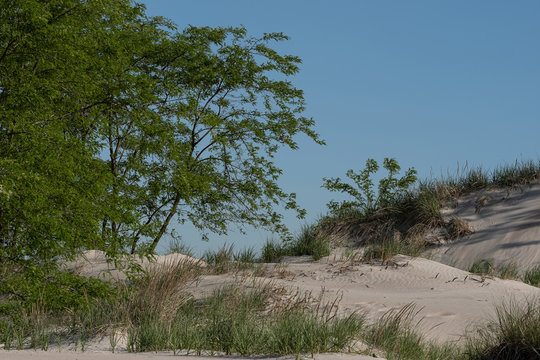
[0,0,322,272]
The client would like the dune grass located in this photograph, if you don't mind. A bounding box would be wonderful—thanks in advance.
[464,298,540,360]
[127,283,365,355]
[261,224,331,263]
[1,254,539,359]
[468,259,538,284]
[523,265,540,287]
[0,258,364,356]
[313,159,540,263]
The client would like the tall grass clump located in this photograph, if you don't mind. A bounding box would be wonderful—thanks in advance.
[203,244,260,273]
[260,224,331,262]
[166,238,194,257]
[364,303,457,360]
[523,265,540,287]
[492,159,540,188]
[127,283,366,356]
[464,298,540,360]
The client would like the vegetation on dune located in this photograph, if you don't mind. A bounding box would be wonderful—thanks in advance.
[0,259,366,355]
[1,0,539,358]
[291,158,540,263]
[0,254,539,358]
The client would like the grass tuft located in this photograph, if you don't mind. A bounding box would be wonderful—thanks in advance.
[523,265,540,287]
[260,225,331,263]
[464,298,540,360]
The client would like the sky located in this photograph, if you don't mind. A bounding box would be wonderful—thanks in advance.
[140,1,540,256]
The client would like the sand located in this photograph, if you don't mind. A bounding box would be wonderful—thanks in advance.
[2,183,540,359]
[427,180,540,272]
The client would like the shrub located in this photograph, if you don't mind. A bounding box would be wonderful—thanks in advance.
[322,158,417,219]
[0,263,115,313]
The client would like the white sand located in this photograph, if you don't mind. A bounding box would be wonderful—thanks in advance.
[3,182,540,359]
[427,180,540,271]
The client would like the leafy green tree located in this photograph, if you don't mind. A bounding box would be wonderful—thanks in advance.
[97,26,323,254]
[1,0,322,276]
[0,0,132,267]
[322,158,417,218]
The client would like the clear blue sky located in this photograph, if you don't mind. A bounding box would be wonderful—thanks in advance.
[140,1,540,256]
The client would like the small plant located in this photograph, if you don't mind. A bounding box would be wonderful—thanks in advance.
[261,239,287,263]
[203,244,261,273]
[166,238,194,257]
[523,265,540,287]
[470,259,495,275]
[259,226,331,262]
[233,247,258,264]
[362,231,425,263]
[323,158,418,219]
[288,224,331,260]
[464,298,540,360]
[203,244,235,273]
[447,217,474,239]
[110,328,119,353]
[497,262,519,280]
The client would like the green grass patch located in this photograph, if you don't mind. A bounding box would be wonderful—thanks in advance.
[523,265,540,287]
[261,224,331,263]
[464,298,540,360]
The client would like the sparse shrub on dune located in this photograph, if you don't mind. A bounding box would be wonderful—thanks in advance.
[259,225,331,263]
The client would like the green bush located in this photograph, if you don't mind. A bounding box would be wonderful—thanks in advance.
[322,158,418,219]
[0,264,115,313]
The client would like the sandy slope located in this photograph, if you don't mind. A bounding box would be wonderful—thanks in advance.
[190,255,539,344]
[427,180,540,272]
[3,182,540,359]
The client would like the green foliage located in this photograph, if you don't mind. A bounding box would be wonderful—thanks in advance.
[203,244,259,273]
[127,284,365,355]
[260,225,331,262]
[361,232,425,263]
[1,0,321,305]
[0,263,115,313]
[523,265,540,287]
[491,160,540,188]
[469,259,495,275]
[464,298,540,360]
[288,224,331,260]
[261,239,288,262]
[323,158,417,219]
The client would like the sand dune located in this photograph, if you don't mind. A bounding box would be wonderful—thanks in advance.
[3,183,540,359]
[190,254,539,344]
[427,180,540,272]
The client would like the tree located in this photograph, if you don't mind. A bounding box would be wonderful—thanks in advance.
[0,0,322,271]
[96,25,324,254]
